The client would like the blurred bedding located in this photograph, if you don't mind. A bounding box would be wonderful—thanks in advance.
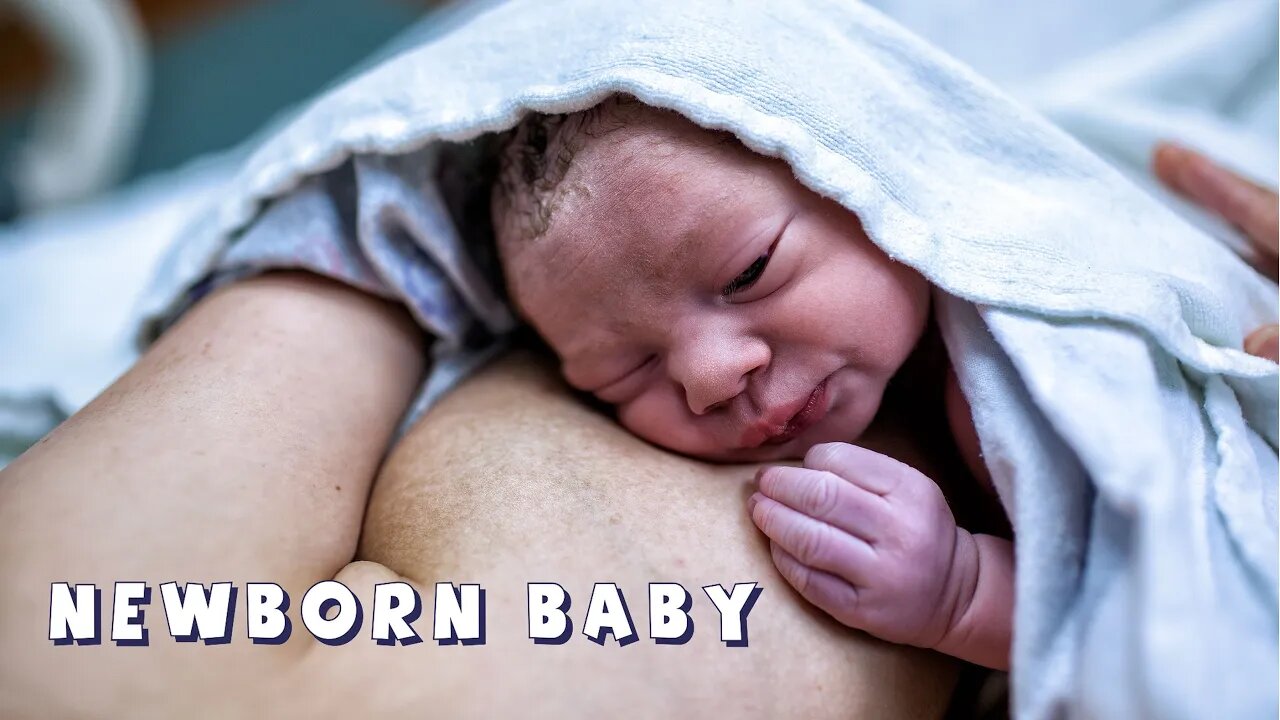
[0,0,501,463]
[0,153,235,457]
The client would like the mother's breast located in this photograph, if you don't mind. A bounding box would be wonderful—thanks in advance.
[354,350,958,718]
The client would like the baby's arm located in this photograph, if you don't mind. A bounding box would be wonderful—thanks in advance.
[931,532,1013,669]
[749,442,1012,670]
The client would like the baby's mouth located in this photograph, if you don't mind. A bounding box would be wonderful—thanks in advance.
[737,378,831,449]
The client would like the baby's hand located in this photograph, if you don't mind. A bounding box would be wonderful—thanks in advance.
[749,442,968,650]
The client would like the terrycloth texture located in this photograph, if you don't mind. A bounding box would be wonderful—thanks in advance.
[26,0,1280,715]
[880,0,1280,267]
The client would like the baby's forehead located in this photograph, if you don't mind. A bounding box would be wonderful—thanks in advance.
[568,124,710,199]
[497,103,775,319]
[569,148,745,261]
[506,171,718,339]
[569,124,751,232]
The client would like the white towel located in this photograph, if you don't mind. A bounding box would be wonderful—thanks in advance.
[61,0,1280,715]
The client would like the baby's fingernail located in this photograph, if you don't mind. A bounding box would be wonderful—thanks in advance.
[746,493,761,515]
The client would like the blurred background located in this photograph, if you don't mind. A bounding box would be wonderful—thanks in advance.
[0,0,482,460]
[0,0,452,219]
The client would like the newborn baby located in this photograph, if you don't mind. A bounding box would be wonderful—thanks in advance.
[490,96,1012,670]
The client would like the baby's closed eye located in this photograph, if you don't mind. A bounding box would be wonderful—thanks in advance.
[719,218,793,302]
[721,252,772,296]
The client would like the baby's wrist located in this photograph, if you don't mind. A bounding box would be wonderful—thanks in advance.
[933,527,980,649]
[932,530,1014,670]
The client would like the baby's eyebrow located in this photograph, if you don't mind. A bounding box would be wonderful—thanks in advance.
[654,212,776,283]
[658,228,702,273]
[645,220,716,284]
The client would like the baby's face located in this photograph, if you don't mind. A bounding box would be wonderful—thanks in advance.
[504,116,930,462]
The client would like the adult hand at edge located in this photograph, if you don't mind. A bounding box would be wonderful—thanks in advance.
[1153,141,1278,362]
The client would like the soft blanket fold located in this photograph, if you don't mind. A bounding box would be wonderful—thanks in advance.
[137,1,1278,717]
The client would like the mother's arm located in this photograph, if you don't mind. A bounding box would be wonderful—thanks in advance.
[0,273,425,716]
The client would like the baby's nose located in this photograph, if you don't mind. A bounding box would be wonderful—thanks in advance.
[684,373,742,416]
[670,336,769,416]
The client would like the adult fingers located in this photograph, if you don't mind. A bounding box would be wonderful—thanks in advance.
[1244,325,1279,362]
[1153,142,1278,279]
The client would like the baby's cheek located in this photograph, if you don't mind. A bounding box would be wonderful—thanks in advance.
[616,396,677,446]
[617,393,714,458]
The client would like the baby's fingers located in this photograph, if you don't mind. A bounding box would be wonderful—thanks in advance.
[756,465,888,542]
[769,543,859,627]
[749,494,875,584]
[804,442,918,497]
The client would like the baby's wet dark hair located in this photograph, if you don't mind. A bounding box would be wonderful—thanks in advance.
[490,95,739,253]
[490,95,648,247]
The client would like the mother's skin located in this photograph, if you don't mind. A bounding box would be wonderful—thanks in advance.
[0,274,955,717]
